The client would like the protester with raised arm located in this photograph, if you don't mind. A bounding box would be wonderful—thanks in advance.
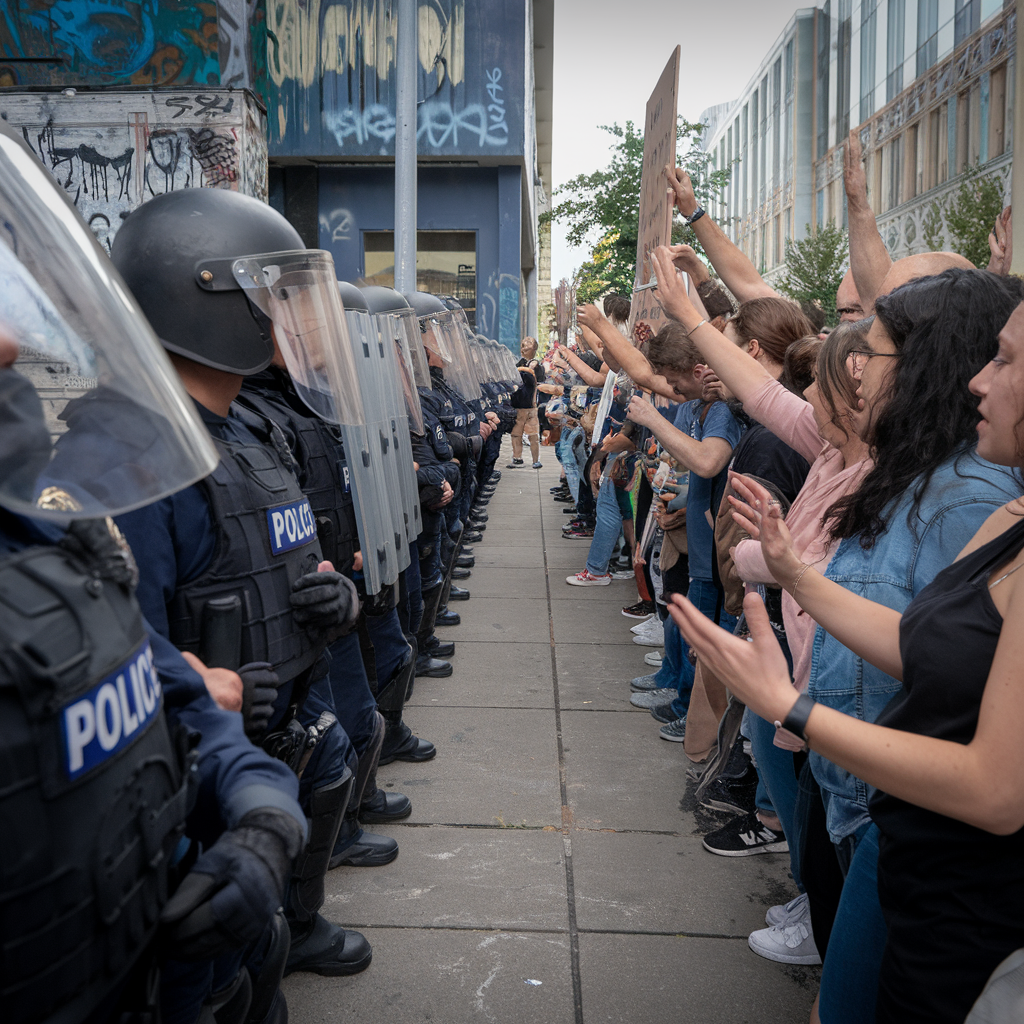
[665,164,779,303]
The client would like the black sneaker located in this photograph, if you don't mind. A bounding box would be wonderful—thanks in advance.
[506,458,524,468]
[563,506,580,515]
[649,701,678,724]
[699,768,758,815]
[702,810,789,857]
[622,600,655,619]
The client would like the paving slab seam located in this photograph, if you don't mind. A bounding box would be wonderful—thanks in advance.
[382,821,685,837]
[324,922,572,935]
[536,468,586,1024]
[575,928,758,941]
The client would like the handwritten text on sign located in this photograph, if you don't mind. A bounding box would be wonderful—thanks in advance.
[628,47,680,344]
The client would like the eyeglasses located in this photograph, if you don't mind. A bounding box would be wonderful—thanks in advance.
[848,348,898,377]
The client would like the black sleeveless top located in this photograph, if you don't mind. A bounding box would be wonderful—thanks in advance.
[869,516,1024,1023]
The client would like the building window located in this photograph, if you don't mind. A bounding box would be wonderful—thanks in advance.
[860,0,878,122]
[837,0,854,141]
[988,63,1007,157]
[881,135,904,211]
[907,122,921,199]
[954,0,981,48]
[363,230,477,324]
[742,103,750,216]
[817,3,831,158]
[760,73,769,204]
[927,101,949,187]
[772,57,782,187]
[916,0,940,77]
[887,0,906,103]
[751,90,759,212]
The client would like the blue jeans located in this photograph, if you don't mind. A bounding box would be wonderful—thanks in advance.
[586,478,623,576]
[669,578,735,719]
[654,607,687,689]
[818,824,887,1024]
[748,710,802,889]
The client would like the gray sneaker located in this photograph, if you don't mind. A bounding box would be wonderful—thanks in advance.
[659,717,688,742]
[630,687,678,708]
[629,673,660,692]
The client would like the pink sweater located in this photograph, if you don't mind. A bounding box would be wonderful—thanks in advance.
[732,378,872,692]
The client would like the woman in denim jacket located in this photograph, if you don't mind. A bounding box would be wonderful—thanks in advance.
[688,268,1024,1024]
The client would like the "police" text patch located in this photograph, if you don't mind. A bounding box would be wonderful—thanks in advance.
[61,643,161,780]
[267,498,318,555]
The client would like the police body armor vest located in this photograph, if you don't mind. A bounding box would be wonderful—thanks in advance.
[0,544,187,1024]
[166,423,325,684]
[236,378,358,578]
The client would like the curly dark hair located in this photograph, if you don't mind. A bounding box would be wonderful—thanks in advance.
[826,268,1024,547]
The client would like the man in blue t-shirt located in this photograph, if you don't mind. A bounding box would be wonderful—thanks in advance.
[627,369,744,740]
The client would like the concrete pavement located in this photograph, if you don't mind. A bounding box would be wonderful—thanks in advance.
[283,454,819,1022]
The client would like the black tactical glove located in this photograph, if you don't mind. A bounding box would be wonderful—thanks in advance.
[239,661,280,739]
[290,570,359,633]
[160,808,304,960]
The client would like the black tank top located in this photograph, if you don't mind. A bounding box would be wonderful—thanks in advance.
[871,512,1024,880]
[869,515,1024,1023]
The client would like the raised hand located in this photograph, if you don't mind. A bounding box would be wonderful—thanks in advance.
[727,472,803,588]
[667,243,709,283]
[843,128,868,209]
[667,591,795,723]
[988,206,1013,275]
[651,246,697,324]
[665,164,698,218]
[577,304,608,334]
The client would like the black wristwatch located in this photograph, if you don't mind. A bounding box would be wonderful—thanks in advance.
[685,205,706,226]
[776,693,816,742]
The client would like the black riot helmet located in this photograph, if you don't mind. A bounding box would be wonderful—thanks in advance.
[337,280,370,312]
[360,285,412,315]
[111,188,304,375]
[405,291,481,400]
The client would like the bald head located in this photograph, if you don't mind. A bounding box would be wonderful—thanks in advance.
[878,252,975,299]
[836,270,864,321]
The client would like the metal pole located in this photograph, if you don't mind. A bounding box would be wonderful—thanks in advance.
[394,0,417,295]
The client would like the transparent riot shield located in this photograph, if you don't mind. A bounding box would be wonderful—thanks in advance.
[373,308,426,545]
[343,305,410,584]
[0,120,218,520]
[234,250,399,594]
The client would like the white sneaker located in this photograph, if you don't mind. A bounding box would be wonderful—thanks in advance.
[766,891,810,928]
[644,650,663,667]
[630,614,656,634]
[632,632,663,647]
[565,569,611,587]
[747,920,821,965]
[632,618,664,646]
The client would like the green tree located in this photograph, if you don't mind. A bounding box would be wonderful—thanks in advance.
[922,200,945,251]
[943,165,1006,268]
[777,223,849,327]
[542,118,731,301]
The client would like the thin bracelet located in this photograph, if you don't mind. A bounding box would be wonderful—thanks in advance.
[790,562,812,597]
[685,318,707,337]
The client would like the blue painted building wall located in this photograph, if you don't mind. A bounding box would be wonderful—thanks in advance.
[265,0,534,350]
[318,163,521,343]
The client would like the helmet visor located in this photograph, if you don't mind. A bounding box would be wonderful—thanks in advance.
[427,310,481,401]
[0,125,218,521]
[378,313,426,436]
[233,250,364,426]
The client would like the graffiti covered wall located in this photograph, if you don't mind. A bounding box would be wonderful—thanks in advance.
[268,0,526,159]
[0,0,221,87]
[0,88,268,250]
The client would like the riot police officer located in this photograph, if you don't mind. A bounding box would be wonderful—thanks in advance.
[108,188,372,978]
[0,122,306,1024]
[235,344,419,865]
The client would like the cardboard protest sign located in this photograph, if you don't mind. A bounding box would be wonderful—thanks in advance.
[627,46,680,345]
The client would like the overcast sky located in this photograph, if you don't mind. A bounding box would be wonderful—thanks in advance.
[548,0,807,285]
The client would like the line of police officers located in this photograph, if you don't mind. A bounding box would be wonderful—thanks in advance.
[0,121,522,1024]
